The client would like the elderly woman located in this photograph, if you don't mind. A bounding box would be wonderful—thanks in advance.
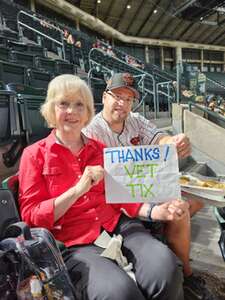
[18,74,184,300]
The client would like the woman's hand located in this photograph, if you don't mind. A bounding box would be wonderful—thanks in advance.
[75,165,104,197]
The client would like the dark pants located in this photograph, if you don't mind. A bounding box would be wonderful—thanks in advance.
[63,215,184,300]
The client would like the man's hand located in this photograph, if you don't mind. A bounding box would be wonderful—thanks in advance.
[151,200,188,222]
[172,133,191,159]
[75,165,104,197]
[159,133,191,159]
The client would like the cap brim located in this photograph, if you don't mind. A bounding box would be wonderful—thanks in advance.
[107,85,140,99]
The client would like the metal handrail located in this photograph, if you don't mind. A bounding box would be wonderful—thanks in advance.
[206,76,225,90]
[156,81,174,116]
[188,101,225,124]
[17,10,66,59]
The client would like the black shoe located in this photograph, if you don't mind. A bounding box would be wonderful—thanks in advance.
[216,207,225,230]
[183,273,218,300]
[217,207,225,220]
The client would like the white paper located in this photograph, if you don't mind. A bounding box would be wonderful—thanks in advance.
[104,144,181,203]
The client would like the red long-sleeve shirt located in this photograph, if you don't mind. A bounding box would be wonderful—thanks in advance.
[19,130,141,247]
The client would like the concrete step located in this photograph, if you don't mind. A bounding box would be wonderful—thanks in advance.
[151,117,172,128]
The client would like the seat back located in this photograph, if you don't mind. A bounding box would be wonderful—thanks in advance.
[6,83,50,144]
[27,68,52,89]
[27,44,46,57]
[0,60,27,85]
[0,45,11,61]
[0,90,21,146]
[0,184,20,240]
[55,60,76,75]
[11,51,36,68]
[8,40,28,52]
[35,56,56,74]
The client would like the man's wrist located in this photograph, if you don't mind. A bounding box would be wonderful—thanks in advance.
[147,203,157,222]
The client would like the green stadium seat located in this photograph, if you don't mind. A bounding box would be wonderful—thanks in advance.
[0,61,28,85]
[35,56,56,74]
[0,35,7,45]
[10,51,36,69]
[0,89,24,167]
[8,40,29,53]
[0,81,5,90]
[27,68,52,89]
[55,60,76,75]
[27,44,46,57]
[4,18,18,33]
[6,83,50,144]
[0,28,18,40]
[0,90,20,145]
[0,46,11,61]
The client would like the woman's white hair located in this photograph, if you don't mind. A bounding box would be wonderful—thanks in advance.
[41,74,95,127]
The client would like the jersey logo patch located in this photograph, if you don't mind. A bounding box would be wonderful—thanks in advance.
[130,136,140,145]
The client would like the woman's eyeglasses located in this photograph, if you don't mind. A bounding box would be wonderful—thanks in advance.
[106,91,135,105]
[55,100,85,112]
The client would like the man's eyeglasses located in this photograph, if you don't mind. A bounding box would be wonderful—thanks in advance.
[55,100,85,112]
[106,91,135,104]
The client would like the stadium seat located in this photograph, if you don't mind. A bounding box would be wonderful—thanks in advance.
[0,61,28,85]
[90,77,106,112]
[11,51,36,69]
[4,18,18,33]
[0,90,24,167]
[1,173,20,219]
[0,81,5,90]
[7,40,29,53]
[27,68,52,89]
[6,83,51,144]
[0,28,18,40]
[0,90,20,146]
[55,60,77,75]
[0,46,11,61]
[35,56,56,74]
[0,35,7,45]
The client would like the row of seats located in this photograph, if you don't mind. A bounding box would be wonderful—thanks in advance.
[0,60,52,89]
[0,46,77,76]
[0,83,50,167]
[0,38,47,57]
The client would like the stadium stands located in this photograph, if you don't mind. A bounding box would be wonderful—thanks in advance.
[0,0,223,168]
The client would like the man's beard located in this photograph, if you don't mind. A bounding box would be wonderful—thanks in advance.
[111,110,127,123]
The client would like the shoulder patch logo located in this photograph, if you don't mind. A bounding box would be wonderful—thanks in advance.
[130,136,140,145]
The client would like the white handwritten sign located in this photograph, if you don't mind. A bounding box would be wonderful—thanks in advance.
[104,144,181,203]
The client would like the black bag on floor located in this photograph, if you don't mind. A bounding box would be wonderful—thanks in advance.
[218,229,225,262]
[0,222,75,300]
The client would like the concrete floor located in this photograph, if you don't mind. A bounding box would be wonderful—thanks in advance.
[190,205,225,279]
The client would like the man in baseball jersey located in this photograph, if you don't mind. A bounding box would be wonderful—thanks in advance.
[84,72,213,300]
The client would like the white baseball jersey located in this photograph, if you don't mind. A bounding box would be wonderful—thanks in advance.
[83,112,167,147]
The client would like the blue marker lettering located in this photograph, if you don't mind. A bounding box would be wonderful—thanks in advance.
[134,148,143,161]
[152,147,160,160]
[144,148,153,160]
[125,149,135,162]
